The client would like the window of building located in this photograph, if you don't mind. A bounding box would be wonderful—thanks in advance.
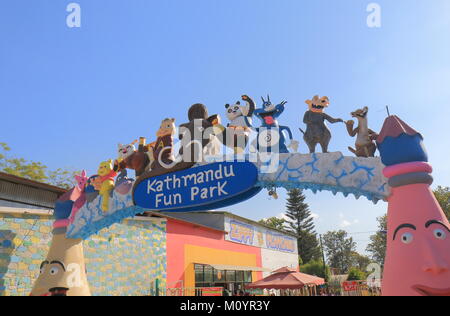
[194,264,254,295]
[195,264,204,283]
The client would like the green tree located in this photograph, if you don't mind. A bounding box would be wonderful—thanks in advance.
[350,252,372,271]
[366,215,387,266]
[259,217,287,231]
[322,230,357,274]
[0,142,76,189]
[300,260,331,281]
[347,267,366,281]
[433,186,450,221]
[285,189,321,264]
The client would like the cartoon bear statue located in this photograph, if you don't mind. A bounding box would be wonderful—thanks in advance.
[97,159,117,212]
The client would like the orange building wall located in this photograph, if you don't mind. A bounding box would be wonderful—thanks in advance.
[166,219,263,289]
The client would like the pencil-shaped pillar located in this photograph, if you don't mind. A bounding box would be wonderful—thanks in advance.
[30,190,91,296]
[378,116,450,296]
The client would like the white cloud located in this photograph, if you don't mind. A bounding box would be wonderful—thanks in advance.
[276,212,319,222]
[341,220,352,228]
[340,218,360,228]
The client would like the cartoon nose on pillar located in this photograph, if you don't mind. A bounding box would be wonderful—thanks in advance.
[422,240,450,275]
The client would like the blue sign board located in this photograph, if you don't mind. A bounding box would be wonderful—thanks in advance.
[133,162,261,212]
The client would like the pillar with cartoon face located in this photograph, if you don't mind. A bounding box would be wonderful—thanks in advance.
[30,228,91,296]
[30,179,91,296]
[378,116,450,296]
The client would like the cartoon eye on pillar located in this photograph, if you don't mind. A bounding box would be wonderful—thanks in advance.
[49,267,60,275]
[400,232,414,244]
[433,229,447,240]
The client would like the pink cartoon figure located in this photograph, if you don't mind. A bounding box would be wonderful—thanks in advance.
[69,170,88,223]
[377,116,450,296]
[75,170,88,192]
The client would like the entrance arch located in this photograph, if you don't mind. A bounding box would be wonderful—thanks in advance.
[30,115,450,296]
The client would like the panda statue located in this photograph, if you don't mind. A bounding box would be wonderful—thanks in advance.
[223,95,255,154]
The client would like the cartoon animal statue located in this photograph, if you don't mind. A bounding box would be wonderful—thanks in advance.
[345,106,378,157]
[223,95,255,154]
[147,118,176,171]
[83,175,100,203]
[301,95,344,153]
[114,138,150,177]
[253,95,298,153]
[97,159,117,212]
[74,170,88,191]
[114,169,134,195]
[117,140,138,162]
[179,103,223,163]
[69,170,88,223]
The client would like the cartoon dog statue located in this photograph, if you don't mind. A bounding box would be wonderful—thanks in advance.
[147,118,176,171]
[223,94,255,154]
[97,159,116,212]
[301,95,343,153]
[345,106,378,157]
[254,95,298,153]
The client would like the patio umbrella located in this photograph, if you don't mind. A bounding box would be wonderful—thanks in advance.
[246,267,325,290]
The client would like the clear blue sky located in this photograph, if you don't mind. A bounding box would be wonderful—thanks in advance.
[1,0,450,254]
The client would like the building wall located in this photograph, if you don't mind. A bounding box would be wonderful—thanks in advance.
[84,218,167,296]
[0,211,167,296]
[261,248,299,277]
[0,212,53,296]
[166,219,263,289]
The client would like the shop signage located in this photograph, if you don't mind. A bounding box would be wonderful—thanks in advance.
[201,287,223,297]
[343,281,359,292]
[265,231,297,253]
[133,162,261,212]
[225,218,297,254]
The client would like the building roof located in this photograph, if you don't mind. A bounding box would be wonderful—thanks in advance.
[159,210,298,238]
[142,211,227,233]
[0,172,67,209]
[0,172,67,194]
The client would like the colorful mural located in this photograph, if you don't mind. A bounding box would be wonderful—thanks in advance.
[0,212,166,296]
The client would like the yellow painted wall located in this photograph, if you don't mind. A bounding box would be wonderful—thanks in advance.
[184,244,258,288]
